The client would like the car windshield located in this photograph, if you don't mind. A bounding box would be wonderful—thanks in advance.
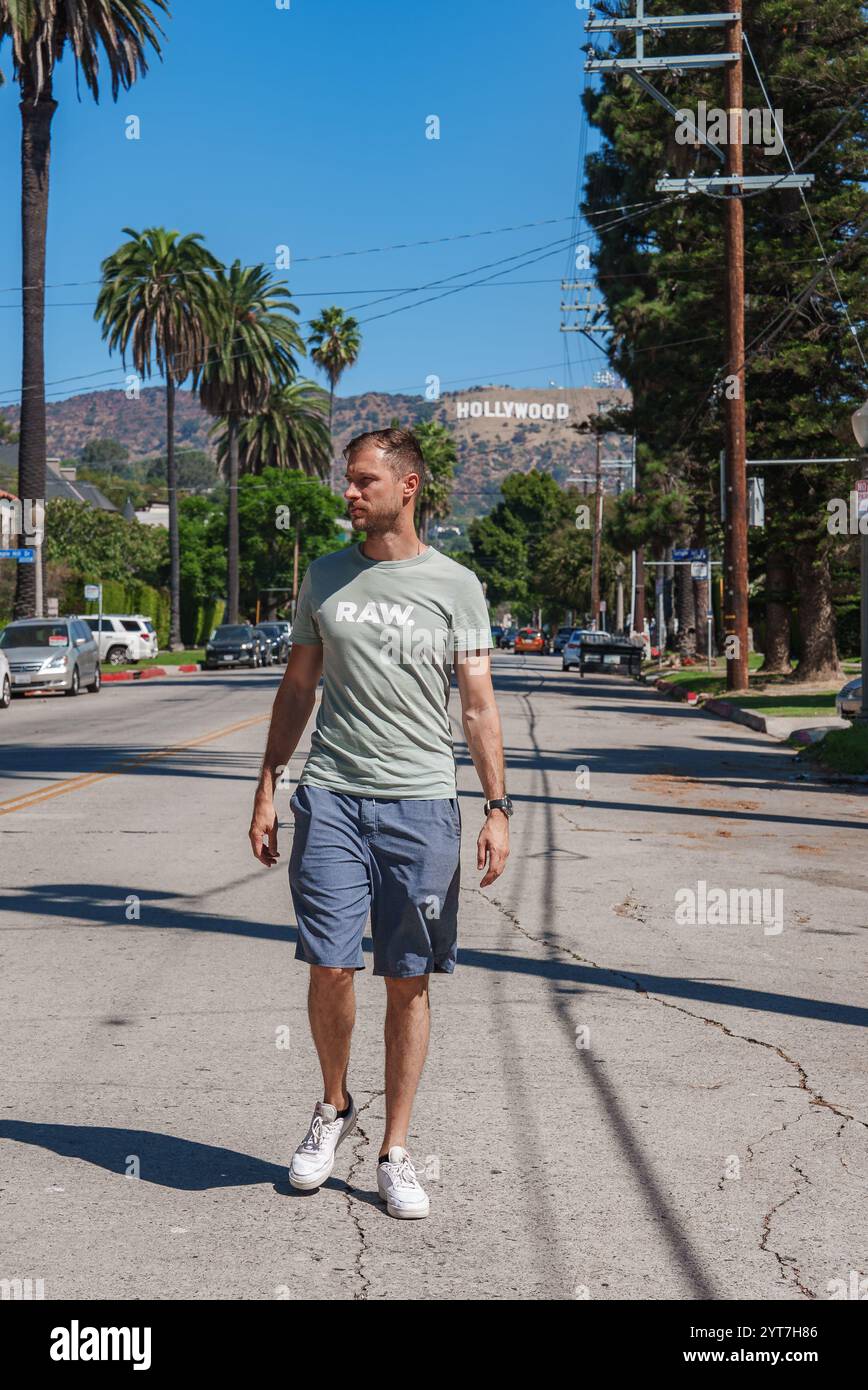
[0,623,69,648]
[214,626,250,639]
[257,625,279,635]
[558,628,572,636]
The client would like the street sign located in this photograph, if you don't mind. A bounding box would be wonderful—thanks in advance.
[691,562,708,580]
[0,548,34,562]
[599,600,607,613]
[857,480,868,522]
[673,547,707,562]
[84,583,101,600]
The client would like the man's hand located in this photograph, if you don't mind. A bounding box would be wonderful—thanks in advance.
[250,793,280,867]
[477,810,509,887]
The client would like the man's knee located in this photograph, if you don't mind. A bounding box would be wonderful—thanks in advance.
[384,974,430,1007]
[309,964,356,994]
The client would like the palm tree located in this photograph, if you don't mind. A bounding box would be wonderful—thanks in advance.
[0,0,168,620]
[199,262,304,622]
[307,306,361,435]
[213,379,331,480]
[95,226,219,649]
[413,418,457,541]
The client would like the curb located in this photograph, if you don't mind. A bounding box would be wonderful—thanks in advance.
[703,696,770,734]
[649,674,866,781]
[101,663,201,684]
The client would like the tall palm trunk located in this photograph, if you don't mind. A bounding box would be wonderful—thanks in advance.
[14,83,57,620]
[633,546,645,639]
[675,559,697,658]
[227,415,240,623]
[165,374,182,649]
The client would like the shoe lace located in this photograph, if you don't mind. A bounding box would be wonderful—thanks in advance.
[390,1153,419,1188]
[301,1114,338,1153]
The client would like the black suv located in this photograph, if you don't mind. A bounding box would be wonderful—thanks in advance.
[204,624,261,669]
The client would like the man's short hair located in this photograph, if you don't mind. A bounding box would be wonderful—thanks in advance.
[343,427,426,492]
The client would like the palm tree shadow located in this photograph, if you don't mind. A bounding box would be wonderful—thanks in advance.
[0,1120,284,1192]
[1,1120,390,1205]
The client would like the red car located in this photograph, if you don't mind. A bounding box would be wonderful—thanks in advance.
[514,627,545,654]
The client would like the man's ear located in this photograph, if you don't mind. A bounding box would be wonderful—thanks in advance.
[404,470,421,501]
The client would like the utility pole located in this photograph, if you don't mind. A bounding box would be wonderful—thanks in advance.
[585,2,813,683]
[722,8,749,691]
[590,430,603,626]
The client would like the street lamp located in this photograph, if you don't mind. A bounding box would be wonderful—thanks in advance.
[851,399,868,724]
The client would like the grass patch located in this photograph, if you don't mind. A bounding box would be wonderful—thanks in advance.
[100,648,204,672]
[650,658,840,716]
[734,692,837,718]
[802,723,868,775]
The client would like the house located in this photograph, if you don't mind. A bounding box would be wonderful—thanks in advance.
[0,445,118,512]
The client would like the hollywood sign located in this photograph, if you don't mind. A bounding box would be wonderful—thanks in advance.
[456,400,570,421]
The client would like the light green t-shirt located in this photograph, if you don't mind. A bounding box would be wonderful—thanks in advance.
[292,543,492,798]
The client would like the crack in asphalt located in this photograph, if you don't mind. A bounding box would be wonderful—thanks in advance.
[760,1159,816,1299]
[341,1089,385,1301]
[479,881,865,1299]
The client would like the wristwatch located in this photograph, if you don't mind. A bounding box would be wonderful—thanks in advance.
[484,796,514,819]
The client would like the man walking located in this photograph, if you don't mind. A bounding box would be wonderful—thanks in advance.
[249,427,511,1218]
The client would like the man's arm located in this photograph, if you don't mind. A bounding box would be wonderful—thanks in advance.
[454,649,509,888]
[249,642,323,866]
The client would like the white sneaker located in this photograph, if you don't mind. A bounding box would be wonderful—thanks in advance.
[289,1096,357,1191]
[376,1145,430,1219]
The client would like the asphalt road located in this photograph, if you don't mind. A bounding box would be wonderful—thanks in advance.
[1,654,866,1301]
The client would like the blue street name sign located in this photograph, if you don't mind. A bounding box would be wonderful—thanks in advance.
[672,547,707,562]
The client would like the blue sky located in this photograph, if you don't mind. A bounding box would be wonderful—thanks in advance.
[0,0,607,409]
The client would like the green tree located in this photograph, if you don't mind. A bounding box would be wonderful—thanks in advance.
[308,306,361,433]
[236,467,345,618]
[1,0,168,621]
[583,0,867,679]
[145,448,217,493]
[466,470,575,616]
[95,226,219,648]
[412,418,456,541]
[79,437,129,468]
[198,261,304,622]
[44,497,167,587]
[213,379,331,480]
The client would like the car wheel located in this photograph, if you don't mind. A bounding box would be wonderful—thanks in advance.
[107,645,127,666]
[87,665,101,694]
[65,666,81,697]
[0,674,10,709]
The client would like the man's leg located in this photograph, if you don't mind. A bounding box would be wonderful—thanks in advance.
[308,965,356,1110]
[380,975,430,1153]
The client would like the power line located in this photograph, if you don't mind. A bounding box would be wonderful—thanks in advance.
[0,202,667,297]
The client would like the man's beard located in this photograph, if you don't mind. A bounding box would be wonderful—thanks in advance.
[349,501,402,535]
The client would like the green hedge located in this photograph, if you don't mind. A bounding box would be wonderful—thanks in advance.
[65,575,171,649]
[181,593,225,647]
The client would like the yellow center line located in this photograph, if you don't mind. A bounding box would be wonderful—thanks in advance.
[0,713,269,816]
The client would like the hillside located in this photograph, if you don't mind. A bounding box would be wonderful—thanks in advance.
[1,383,631,525]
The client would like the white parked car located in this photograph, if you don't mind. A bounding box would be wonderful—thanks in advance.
[836,676,862,720]
[0,648,10,709]
[561,629,600,671]
[83,614,159,664]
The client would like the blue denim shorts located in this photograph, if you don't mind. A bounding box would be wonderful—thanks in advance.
[288,784,462,977]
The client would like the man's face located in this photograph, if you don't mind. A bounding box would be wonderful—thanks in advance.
[344,446,413,534]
